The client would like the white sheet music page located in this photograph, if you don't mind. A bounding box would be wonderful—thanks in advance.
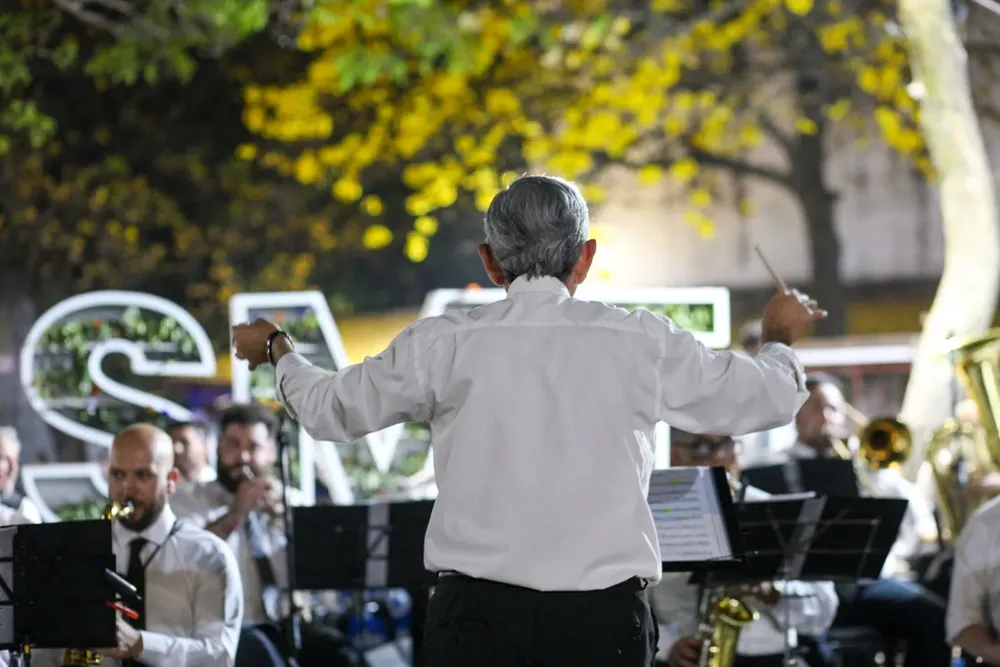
[648,467,733,563]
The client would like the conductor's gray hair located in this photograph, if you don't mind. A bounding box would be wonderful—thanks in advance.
[483,175,590,282]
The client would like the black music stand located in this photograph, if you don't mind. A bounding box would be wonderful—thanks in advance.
[291,500,435,666]
[743,460,860,498]
[798,496,907,581]
[0,520,116,666]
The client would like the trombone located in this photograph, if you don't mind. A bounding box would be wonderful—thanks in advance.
[829,403,912,499]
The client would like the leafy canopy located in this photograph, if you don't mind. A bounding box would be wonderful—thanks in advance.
[240,0,930,262]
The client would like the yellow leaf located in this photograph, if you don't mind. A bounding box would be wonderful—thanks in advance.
[236,144,257,161]
[582,184,607,202]
[294,153,322,184]
[738,199,754,217]
[785,0,813,15]
[405,232,429,263]
[669,158,698,184]
[362,224,393,250]
[362,195,384,216]
[826,99,851,121]
[690,189,712,208]
[683,210,716,239]
[739,124,762,146]
[638,165,664,185]
[795,118,819,135]
[414,216,438,236]
[332,177,363,202]
[857,66,879,94]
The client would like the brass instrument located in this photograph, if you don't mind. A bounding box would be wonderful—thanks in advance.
[924,330,1000,542]
[696,589,759,667]
[62,501,134,667]
[842,403,913,472]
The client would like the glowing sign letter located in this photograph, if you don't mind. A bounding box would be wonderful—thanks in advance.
[20,291,217,450]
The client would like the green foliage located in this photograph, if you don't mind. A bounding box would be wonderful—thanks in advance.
[0,0,278,151]
[56,498,106,521]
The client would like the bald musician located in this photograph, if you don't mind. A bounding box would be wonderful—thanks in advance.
[33,424,244,667]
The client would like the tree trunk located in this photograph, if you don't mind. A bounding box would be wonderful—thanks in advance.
[897,0,1000,468]
[792,128,847,336]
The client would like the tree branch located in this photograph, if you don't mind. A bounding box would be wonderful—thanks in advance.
[686,148,792,186]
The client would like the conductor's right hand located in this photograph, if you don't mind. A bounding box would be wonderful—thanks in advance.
[761,289,827,346]
[232,477,272,517]
[667,636,704,667]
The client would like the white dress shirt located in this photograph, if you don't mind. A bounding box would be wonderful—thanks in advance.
[786,443,938,577]
[30,504,243,667]
[946,494,1000,642]
[171,480,305,624]
[649,485,839,659]
[739,424,797,468]
[274,276,808,591]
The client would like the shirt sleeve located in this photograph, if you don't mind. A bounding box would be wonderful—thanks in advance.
[138,541,244,667]
[649,316,808,436]
[947,516,994,642]
[275,324,434,443]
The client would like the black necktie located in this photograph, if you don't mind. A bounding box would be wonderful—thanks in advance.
[124,537,147,667]
[125,537,147,629]
[245,511,281,621]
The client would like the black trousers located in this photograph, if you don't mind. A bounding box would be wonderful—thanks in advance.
[423,573,658,667]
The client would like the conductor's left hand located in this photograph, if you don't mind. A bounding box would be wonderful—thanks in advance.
[232,318,280,370]
[103,616,143,660]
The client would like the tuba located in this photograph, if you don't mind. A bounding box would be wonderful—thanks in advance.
[61,501,134,667]
[696,589,759,667]
[924,330,1000,542]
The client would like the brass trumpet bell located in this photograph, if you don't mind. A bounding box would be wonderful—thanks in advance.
[100,501,134,520]
[857,417,912,470]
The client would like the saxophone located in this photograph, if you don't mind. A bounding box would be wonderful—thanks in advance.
[61,501,134,667]
[696,588,759,667]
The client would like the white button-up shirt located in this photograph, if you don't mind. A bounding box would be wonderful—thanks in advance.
[171,481,302,625]
[29,504,243,667]
[275,276,808,591]
[946,495,1000,642]
[650,485,839,658]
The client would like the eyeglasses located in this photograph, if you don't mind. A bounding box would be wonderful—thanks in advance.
[673,436,737,459]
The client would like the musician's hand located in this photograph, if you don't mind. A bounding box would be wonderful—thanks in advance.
[232,318,280,370]
[104,616,142,660]
[233,477,273,517]
[667,636,704,667]
[761,290,827,346]
[751,582,780,605]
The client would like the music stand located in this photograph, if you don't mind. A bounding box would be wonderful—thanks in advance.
[742,460,860,498]
[0,520,116,665]
[291,500,435,666]
[797,496,906,581]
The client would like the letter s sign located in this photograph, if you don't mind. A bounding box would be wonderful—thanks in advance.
[19,291,217,449]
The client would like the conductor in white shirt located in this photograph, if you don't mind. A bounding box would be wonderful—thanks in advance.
[231,174,825,667]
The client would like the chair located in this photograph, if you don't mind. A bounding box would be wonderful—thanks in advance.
[825,625,890,667]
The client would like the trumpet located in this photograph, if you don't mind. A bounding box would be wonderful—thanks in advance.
[241,466,282,518]
[62,502,134,667]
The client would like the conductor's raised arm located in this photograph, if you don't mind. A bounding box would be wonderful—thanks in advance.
[657,289,825,437]
[231,320,433,443]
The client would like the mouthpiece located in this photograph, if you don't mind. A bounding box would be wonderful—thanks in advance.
[241,465,255,480]
[101,501,134,520]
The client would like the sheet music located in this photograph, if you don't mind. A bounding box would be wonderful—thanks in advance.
[647,467,732,563]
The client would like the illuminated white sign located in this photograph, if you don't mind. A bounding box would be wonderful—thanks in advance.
[400,286,733,493]
[20,291,217,448]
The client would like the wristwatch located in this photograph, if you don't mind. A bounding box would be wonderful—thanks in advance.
[266,330,293,366]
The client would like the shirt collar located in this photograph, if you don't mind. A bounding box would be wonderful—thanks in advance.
[114,503,177,548]
[506,276,571,298]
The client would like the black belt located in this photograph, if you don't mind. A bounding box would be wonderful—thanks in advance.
[435,570,649,591]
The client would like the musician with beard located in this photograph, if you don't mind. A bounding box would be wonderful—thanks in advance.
[31,424,244,667]
[171,404,356,667]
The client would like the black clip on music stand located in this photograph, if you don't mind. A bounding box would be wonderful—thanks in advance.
[291,500,436,666]
[0,520,117,667]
